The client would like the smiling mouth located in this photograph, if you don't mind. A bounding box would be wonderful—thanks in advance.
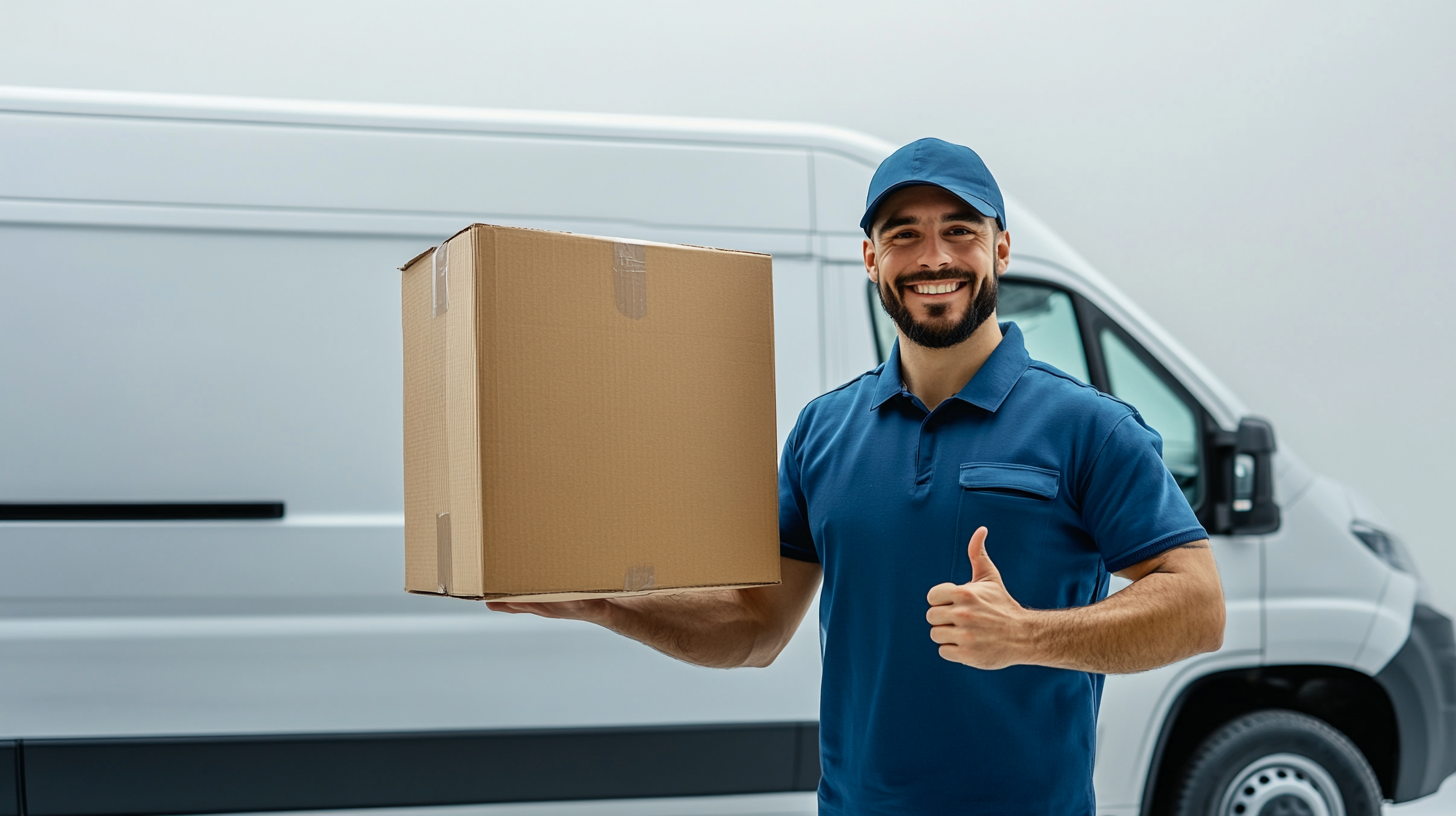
[907,280,967,295]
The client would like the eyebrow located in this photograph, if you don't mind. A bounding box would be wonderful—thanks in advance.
[877,211,989,237]
[942,211,987,225]
[876,215,919,235]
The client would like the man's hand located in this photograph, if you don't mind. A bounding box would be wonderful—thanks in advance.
[929,528,1225,675]
[487,598,614,626]
[926,526,1031,670]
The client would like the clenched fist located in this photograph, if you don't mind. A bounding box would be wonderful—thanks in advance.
[926,526,1034,670]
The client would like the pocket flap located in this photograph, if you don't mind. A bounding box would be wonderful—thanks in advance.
[959,462,1060,500]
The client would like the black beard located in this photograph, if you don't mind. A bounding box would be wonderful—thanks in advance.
[877,269,998,350]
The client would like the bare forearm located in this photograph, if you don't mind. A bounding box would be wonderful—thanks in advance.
[601,589,786,669]
[1024,569,1225,674]
[489,558,822,670]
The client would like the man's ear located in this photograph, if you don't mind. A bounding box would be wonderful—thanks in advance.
[863,237,879,283]
[994,229,1012,276]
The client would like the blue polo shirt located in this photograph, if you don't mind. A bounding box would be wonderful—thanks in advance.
[779,323,1207,816]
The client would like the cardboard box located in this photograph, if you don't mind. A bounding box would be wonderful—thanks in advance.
[400,225,781,601]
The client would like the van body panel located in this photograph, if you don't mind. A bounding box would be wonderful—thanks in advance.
[769,257,826,448]
[0,519,399,599]
[811,150,874,237]
[1264,477,1392,667]
[817,262,878,393]
[1274,449,1319,510]
[0,601,823,739]
[0,226,413,511]
[0,195,816,257]
[816,234,862,265]
[0,113,812,232]
[1356,569,1419,673]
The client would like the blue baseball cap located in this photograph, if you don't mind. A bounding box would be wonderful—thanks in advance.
[860,137,1006,235]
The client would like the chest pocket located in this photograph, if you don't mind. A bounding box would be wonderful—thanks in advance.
[952,463,1060,608]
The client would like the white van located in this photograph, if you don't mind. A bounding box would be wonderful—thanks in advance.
[0,86,1450,816]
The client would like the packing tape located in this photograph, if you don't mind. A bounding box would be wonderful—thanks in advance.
[612,241,647,320]
[432,242,449,318]
[623,565,656,592]
[433,237,450,593]
[436,512,452,594]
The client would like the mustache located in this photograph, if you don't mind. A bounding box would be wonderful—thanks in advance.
[892,269,977,288]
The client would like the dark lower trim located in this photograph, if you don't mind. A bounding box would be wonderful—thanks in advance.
[0,743,18,816]
[0,503,284,521]
[1376,603,1456,802]
[18,722,820,816]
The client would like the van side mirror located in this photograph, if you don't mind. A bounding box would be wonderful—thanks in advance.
[1212,417,1280,535]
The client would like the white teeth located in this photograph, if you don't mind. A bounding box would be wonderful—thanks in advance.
[912,282,962,294]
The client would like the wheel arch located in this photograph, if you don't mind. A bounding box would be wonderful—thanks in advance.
[1373,603,1456,802]
[1139,665,1398,815]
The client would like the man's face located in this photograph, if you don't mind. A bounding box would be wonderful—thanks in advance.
[863,185,1009,349]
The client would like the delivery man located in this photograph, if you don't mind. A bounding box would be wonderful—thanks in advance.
[488,137,1226,815]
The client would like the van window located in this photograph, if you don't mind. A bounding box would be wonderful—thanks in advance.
[1100,329,1202,507]
[999,283,1089,383]
[868,279,1089,384]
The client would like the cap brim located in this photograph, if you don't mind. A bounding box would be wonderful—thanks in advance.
[860,181,1003,234]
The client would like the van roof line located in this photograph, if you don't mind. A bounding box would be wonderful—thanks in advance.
[0,85,898,159]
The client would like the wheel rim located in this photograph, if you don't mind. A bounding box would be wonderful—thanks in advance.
[1215,753,1345,816]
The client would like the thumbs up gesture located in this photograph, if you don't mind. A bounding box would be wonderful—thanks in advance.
[926,527,1031,670]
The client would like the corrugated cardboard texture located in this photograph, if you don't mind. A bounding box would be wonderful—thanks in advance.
[402,225,780,601]
[401,246,443,592]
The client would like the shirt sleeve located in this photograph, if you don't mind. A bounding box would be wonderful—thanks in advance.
[1083,412,1208,573]
[778,427,820,564]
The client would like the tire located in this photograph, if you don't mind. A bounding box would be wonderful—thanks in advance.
[1172,709,1382,816]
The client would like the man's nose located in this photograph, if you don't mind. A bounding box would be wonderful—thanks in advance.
[914,233,955,269]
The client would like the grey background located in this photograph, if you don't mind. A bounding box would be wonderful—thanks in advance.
[3,1,1452,610]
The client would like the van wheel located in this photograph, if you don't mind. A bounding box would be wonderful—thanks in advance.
[1172,710,1381,816]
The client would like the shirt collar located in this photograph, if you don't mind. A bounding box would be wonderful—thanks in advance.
[870,322,1031,413]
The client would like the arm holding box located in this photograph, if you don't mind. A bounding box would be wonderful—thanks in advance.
[486,556,823,669]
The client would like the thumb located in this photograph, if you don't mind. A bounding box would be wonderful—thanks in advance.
[967,527,1002,584]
